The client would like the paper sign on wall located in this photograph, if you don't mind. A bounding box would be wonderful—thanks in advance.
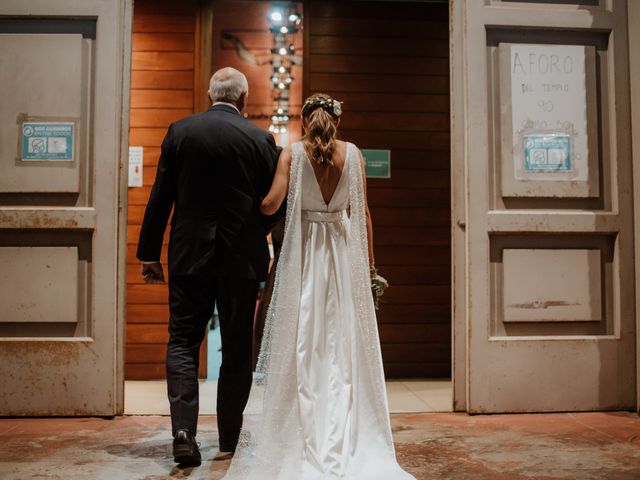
[509,44,589,181]
[128,146,143,187]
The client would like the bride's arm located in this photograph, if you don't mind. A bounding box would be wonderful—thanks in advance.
[261,146,291,215]
[357,149,376,270]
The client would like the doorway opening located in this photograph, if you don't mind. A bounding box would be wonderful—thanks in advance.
[125,0,453,415]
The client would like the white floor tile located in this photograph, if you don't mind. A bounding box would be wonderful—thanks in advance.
[385,380,412,394]
[387,390,432,413]
[402,379,453,412]
[125,379,452,415]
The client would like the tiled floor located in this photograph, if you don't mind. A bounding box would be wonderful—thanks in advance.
[2,412,640,479]
[387,379,452,412]
[125,379,453,415]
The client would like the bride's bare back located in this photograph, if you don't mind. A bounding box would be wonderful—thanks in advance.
[305,139,348,205]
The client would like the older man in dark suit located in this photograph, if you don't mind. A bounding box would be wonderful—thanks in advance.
[137,67,280,466]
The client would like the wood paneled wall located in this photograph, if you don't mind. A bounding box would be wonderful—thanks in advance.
[126,0,305,380]
[209,1,303,146]
[304,1,451,378]
[126,0,205,380]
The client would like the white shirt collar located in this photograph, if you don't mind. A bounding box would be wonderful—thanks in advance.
[213,101,240,113]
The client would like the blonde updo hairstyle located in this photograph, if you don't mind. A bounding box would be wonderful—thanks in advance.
[301,93,342,166]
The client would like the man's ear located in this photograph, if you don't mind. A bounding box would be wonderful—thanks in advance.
[237,92,247,112]
[208,92,213,104]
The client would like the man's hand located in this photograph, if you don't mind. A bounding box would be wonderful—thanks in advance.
[141,262,165,284]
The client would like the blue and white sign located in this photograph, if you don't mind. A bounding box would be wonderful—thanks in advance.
[523,135,571,172]
[21,122,74,161]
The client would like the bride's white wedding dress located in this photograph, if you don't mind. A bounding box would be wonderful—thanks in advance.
[223,142,414,479]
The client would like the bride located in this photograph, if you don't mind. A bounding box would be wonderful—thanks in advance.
[223,93,415,479]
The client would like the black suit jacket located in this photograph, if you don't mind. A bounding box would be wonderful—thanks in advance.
[136,104,281,280]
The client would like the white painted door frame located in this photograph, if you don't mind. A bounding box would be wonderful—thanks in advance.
[629,0,640,413]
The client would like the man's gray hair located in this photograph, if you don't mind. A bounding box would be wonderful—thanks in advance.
[208,67,248,101]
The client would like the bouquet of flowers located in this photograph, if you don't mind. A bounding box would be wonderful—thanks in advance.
[370,266,389,310]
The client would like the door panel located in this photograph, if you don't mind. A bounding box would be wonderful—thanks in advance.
[0,0,131,415]
[452,0,635,412]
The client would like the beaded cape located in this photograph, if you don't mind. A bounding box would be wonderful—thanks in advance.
[222,142,395,479]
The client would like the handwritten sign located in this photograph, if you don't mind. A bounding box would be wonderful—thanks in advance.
[509,44,589,181]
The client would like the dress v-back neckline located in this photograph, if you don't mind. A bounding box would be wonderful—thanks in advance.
[304,142,349,207]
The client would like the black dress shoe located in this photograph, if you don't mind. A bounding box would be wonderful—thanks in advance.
[173,429,201,467]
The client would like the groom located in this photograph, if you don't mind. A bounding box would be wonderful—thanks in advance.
[136,67,280,466]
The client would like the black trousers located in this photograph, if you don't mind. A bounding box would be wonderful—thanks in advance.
[167,273,259,451]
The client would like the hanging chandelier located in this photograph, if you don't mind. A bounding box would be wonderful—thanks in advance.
[267,3,301,137]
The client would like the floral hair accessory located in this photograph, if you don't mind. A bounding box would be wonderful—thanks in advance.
[303,95,342,118]
[332,99,342,117]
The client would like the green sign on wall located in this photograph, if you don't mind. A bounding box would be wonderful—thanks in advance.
[21,122,74,161]
[362,149,391,178]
